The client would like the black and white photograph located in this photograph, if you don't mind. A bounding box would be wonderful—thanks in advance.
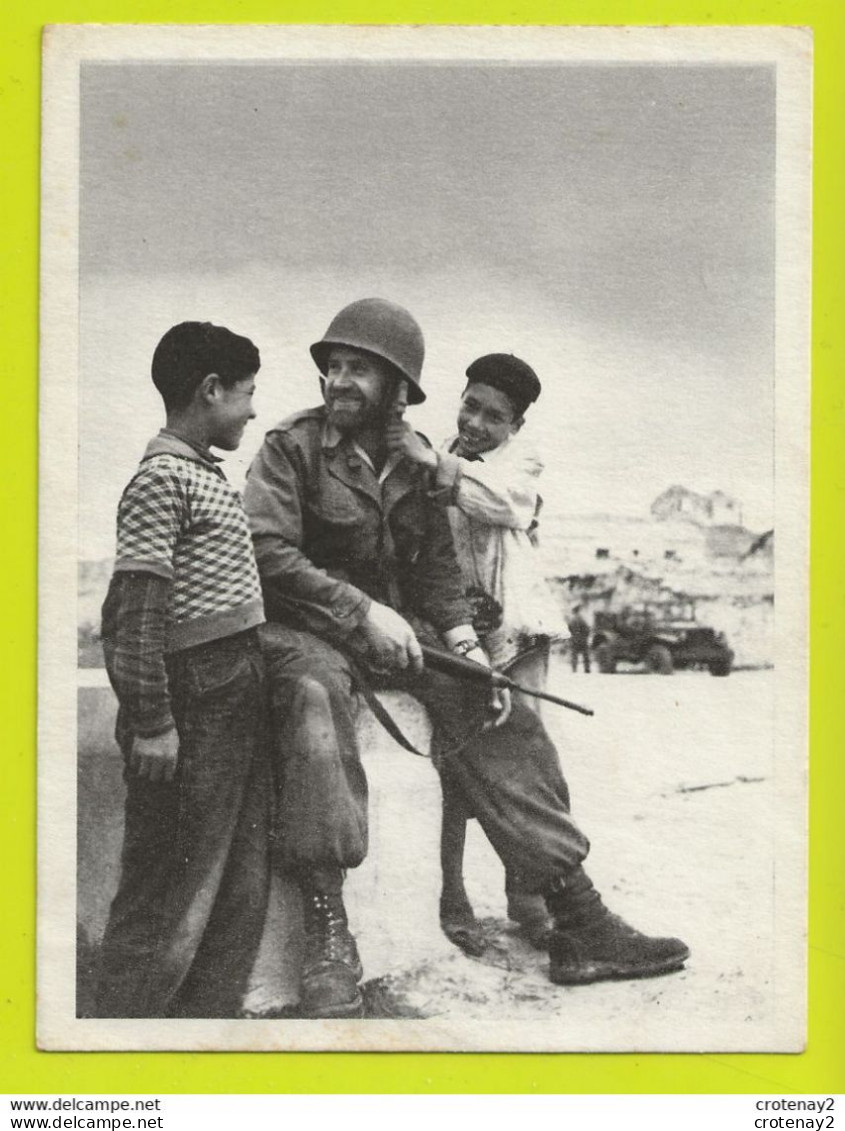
[38,24,810,1052]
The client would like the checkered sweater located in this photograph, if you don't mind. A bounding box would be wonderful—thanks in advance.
[114,432,264,652]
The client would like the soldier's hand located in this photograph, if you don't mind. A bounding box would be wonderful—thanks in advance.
[130,729,180,783]
[361,602,424,673]
[385,420,437,469]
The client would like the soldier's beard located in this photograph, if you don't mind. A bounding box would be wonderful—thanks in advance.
[326,392,391,437]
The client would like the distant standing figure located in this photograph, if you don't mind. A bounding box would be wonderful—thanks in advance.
[568,605,591,673]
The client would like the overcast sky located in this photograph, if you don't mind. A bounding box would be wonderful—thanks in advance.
[79,61,775,559]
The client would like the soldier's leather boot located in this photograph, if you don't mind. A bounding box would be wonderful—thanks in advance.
[299,886,364,1019]
[545,867,689,985]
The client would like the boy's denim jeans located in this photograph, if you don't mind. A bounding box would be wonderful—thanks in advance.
[95,629,271,1018]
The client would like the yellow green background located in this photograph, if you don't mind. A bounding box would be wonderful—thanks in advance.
[2,0,843,1096]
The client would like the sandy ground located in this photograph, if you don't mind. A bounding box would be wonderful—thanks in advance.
[302,663,803,1051]
[77,663,802,1051]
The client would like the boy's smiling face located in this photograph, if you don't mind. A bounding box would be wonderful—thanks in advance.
[207,373,257,451]
[455,381,522,458]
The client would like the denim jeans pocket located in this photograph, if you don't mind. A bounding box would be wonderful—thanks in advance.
[184,641,257,700]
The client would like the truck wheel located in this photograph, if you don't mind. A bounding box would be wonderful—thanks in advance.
[709,657,732,676]
[645,645,674,674]
[594,644,616,674]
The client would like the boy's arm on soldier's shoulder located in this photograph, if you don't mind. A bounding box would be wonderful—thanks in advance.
[431,444,543,530]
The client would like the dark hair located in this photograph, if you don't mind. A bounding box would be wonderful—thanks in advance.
[151,322,260,410]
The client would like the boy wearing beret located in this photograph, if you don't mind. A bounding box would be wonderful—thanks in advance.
[95,322,271,1018]
[394,355,689,975]
[392,353,563,946]
[434,353,558,685]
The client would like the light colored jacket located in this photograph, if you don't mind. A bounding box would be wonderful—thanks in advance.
[435,432,564,667]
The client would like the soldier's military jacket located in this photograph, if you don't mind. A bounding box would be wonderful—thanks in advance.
[244,406,472,642]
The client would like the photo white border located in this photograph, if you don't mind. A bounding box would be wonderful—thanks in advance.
[38,22,811,1051]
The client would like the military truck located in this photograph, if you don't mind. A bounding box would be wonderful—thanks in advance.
[590,604,733,676]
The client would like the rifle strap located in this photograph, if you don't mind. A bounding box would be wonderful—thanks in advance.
[347,657,489,763]
[347,657,430,759]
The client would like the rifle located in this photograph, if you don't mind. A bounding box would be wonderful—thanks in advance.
[421,644,594,717]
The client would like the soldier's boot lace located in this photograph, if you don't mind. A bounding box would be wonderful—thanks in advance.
[299,889,364,1019]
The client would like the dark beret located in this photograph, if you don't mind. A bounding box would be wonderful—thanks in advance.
[464,354,541,416]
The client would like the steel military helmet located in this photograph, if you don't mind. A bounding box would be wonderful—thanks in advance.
[310,297,426,404]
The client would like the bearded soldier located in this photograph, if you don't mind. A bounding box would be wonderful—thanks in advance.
[244,298,688,1019]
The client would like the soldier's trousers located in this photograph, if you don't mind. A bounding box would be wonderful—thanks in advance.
[95,630,272,1018]
[260,624,589,892]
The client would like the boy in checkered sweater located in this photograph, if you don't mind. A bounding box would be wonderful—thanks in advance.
[96,322,271,1018]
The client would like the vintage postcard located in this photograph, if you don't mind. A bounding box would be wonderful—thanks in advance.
[39,24,811,1052]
